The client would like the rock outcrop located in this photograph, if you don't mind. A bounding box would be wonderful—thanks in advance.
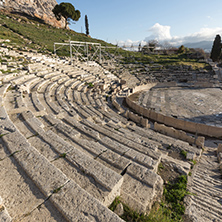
[0,0,65,28]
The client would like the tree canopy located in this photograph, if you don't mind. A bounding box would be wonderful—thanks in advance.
[148,40,158,52]
[52,2,81,29]
[210,34,221,62]
[178,45,186,54]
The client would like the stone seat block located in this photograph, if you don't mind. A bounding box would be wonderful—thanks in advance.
[2,128,123,221]
[86,105,104,119]
[37,79,52,93]
[24,114,123,206]
[15,93,26,108]
[79,105,98,118]
[1,73,18,83]
[81,119,162,162]
[99,108,129,125]
[30,79,47,92]
[121,173,163,213]
[74,138,107,157]
[44,82,58,95]
[0,196,12,222]
[100,136,159,171]
[69,102,92,119]
[44,97,64,115]
[118,127,160,151]
[2,130,68,196]
[63,116,160,171]
[11,74,36,85]
[98,149,131,174]
[50,180,124,222]
[31,92,45,111]
[0,84,11,97]
[44,114,80,138]
[41,71,61,79]
[63,115,100,140]
[67,148,123,192]
[4,111,124,208]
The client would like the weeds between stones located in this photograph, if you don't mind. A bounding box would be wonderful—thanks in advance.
[110,175,189,222]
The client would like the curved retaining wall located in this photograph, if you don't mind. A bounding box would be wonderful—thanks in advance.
[126,83,222,138]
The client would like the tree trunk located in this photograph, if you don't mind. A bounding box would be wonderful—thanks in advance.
[65,19,68,29]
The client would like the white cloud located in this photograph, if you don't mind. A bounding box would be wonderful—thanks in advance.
[144,23,222,46]
[116,39,146,47]
[145,23,171,42]
[114,23,222,50]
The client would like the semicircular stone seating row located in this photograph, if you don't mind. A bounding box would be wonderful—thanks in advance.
[0,49,198,221]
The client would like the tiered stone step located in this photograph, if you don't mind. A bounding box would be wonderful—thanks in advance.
[126,124,202,160]
[2,65,164,214]
[4,90,123,206]
[0,87,124,222]
[184,140,222,222]
[0,47,198,219]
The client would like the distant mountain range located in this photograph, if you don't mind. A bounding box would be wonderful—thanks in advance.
[178,41,213,52]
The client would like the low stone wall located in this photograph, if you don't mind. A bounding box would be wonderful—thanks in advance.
[217,144,222,173]
[154,122,204,148]
[124,110,149,128]
[126,83,222,138]
[111,96,125,114]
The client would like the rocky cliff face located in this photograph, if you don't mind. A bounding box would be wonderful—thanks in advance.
[0,0,65,28]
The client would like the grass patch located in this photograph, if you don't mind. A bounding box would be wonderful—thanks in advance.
[9,150,22,157]
[59,153,67,158]
[6,85,16,91]
[163,175,189,221]
[87,82,94,88]
[0,133,9,138]
[191,160,197,165]
[110,175,189,222]
[180,150,187,159]
[26,133,39,139]
[158,162,164,172]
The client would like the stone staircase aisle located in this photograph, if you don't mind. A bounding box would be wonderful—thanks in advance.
[184,139,222,222]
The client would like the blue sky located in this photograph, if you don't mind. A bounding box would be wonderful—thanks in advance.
[56,0,222,46]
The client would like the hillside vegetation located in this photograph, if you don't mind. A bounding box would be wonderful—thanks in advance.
[0,11,112,53]
[0,11,210,70]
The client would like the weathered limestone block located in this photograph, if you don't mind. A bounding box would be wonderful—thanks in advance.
[186,152,196,161]
[50,180,124,221]
[195,136,205,149]
[121,166,163,213]
[0,197,12,222]
[217,143,222,154]
[114,203,124,217]
[162,155,191,175]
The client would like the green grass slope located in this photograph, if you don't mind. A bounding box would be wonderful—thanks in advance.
[0,10,210,70]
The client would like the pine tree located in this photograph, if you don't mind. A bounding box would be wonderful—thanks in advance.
[85,15,89,36]
[210,34,221,62]
[53,3,81,29]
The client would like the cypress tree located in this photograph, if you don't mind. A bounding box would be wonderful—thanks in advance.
[85,15,89,36]
[210,34,221,62]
